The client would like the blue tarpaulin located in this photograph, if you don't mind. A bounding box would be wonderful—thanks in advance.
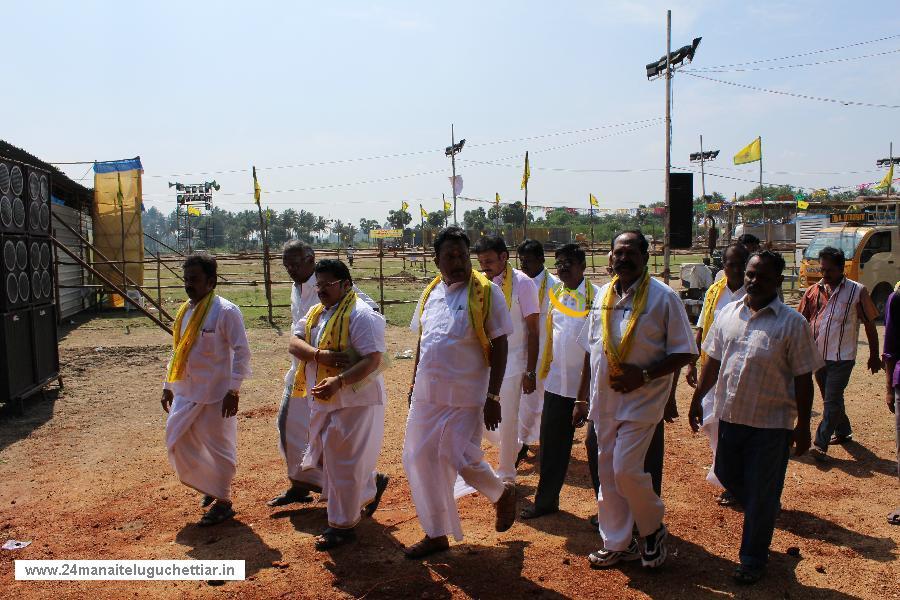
[93,157,143,174]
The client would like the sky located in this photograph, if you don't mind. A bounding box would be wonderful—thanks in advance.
[6,1,900,224]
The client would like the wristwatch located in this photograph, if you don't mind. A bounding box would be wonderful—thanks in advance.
[641,369,651,383]
[486,392,501,402]
[525,371,537,380]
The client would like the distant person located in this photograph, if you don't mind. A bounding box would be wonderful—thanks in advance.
[287,259,389,549]
[520,243,599,520]
[882,283,900,526]
[690,250,822,584]
[686,243,750,506]
[402,227,517,559]
[575,231,696,569]
[346,245,355,267]
[798,247,881,460]
[515,239,559,461]
[161,253,251,526]
[715,234,760,282]
[707,217,719,256]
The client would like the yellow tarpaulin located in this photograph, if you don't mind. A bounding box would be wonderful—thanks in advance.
[92,158,144,306]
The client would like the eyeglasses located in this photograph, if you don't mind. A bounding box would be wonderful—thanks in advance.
[554,259,576,268]
[314,279,345,291]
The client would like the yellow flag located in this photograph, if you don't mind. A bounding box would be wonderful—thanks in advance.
[733,137,761,165]
[420,205,428,219]
[495,192,500,204]
[187,206,201,216]
[401,201,409,212]
[797,200,809,210]
[589,193,599,207]
[520,152,530,190]
[877,164,894,189]
[253,171,261,205]
[443,200,451,212]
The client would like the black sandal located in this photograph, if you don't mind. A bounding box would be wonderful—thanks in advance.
[888,509,900,526]
[314,527,356,550]
[267,488,313,507]
[363,473,390,517]
[200,495,214,508]
[198,502,235,527]
[520,505,557,520]
[733,564,764,585]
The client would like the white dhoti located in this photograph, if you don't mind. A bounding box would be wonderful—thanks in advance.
[403,402,506,541]
[483,373,524,482]
[593,416,664,552]
[166,395,237,502]
[518,378,544,446]
[699,388,723,488]
[276,385,310,481]
[295,403,385,529]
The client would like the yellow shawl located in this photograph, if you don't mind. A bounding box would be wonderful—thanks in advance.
[419,269,493,365]
[166,292,215,383]
[291,290,357,400]
[601,269,650,381]
[500,266,513,310]
[697,277,729,366]
[538,280,594,379]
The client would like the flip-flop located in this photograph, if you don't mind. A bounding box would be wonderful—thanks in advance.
[363,473,390,517]
[314,527,356,550]
[198,503,235,527]
[888,509,900,526]
[267,488,313,507]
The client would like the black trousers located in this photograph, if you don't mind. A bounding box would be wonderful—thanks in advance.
[586,418,665,498]
[533,391,577,511]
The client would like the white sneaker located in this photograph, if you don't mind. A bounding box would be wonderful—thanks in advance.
[588,538,640,568]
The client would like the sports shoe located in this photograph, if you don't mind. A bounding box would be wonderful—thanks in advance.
[829,433,852,445]
[640,524,668,568]
[588,538,640,568]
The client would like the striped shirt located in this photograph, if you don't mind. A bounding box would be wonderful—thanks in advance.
[798,277,877,362]
[704,297,824,430]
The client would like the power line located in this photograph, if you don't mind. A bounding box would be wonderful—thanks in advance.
[461,158,663,174]
[682,71,900,108]
[696,33,900,70]
[685,47,900,73]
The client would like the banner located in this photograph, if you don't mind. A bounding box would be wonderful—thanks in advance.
[449,175,464,196]
[371,229,403,239]
[93,158,144,301]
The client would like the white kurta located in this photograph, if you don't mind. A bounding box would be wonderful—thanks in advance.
[483,268,539,482]
[294,296,387,529]
[697,283,746,489]
[403,278,513,540]
[518,268,559,445]
[278,275,319,480]
[164,295,251,501]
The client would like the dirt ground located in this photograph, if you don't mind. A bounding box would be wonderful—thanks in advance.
[1,314,898,599]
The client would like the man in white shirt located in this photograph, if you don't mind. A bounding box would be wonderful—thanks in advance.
[686,243,749,505]
[269,241,380,508]
[161,254,251,526]
[402,227,518,559]
[690,251,823,585]
[797,246,881,459]
[475,235,540,483]
[520,243,599,520]
[516,239,559,461]
[287,259,389,550]
[574,231,697,570]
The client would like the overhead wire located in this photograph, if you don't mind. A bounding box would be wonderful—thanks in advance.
[685,47,900,73]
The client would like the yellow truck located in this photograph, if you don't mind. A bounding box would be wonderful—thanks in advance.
[799,223,899,317]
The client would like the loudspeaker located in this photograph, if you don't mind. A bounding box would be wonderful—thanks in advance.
[26,167,51,236]
[1,235,31,310]
[28,237,53,305]
[669,172,694,249]
[31,304,58,384]
[0,159,27,234]
[0,309,35,402]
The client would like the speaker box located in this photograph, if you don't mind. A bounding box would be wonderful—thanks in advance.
[0,309,35,402]
[1,235,31,311]
[31,304,58,384]
[0,159,27,234]
[28,237,54,305]
[26,167,51,236]
[669,172,694,249]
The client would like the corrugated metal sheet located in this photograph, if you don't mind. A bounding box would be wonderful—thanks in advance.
[52,205,95,320]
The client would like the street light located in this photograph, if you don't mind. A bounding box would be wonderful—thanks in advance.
[446,126,465,225]
[689,137,719,202]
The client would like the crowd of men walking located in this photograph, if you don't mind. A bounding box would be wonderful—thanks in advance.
[158,225,900,586]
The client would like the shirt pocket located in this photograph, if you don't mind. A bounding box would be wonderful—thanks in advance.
[448,307,471,339]
[744,329,771,364]
[196,329,219,357]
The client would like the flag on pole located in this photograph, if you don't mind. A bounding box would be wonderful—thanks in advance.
[401,201,409,212]
[520,152,530,190]
[589,193,599,207]
[797,200,809,210]
[449,175,464,196]
[877,164,894,189]
[253,169,261,205]
[187,206,201,216]
[443,199,451,212]
[495,192,500,205]
[420,205,428,219]
[733,137,762,165]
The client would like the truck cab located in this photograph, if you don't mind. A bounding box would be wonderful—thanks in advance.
[799,224,899,317]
